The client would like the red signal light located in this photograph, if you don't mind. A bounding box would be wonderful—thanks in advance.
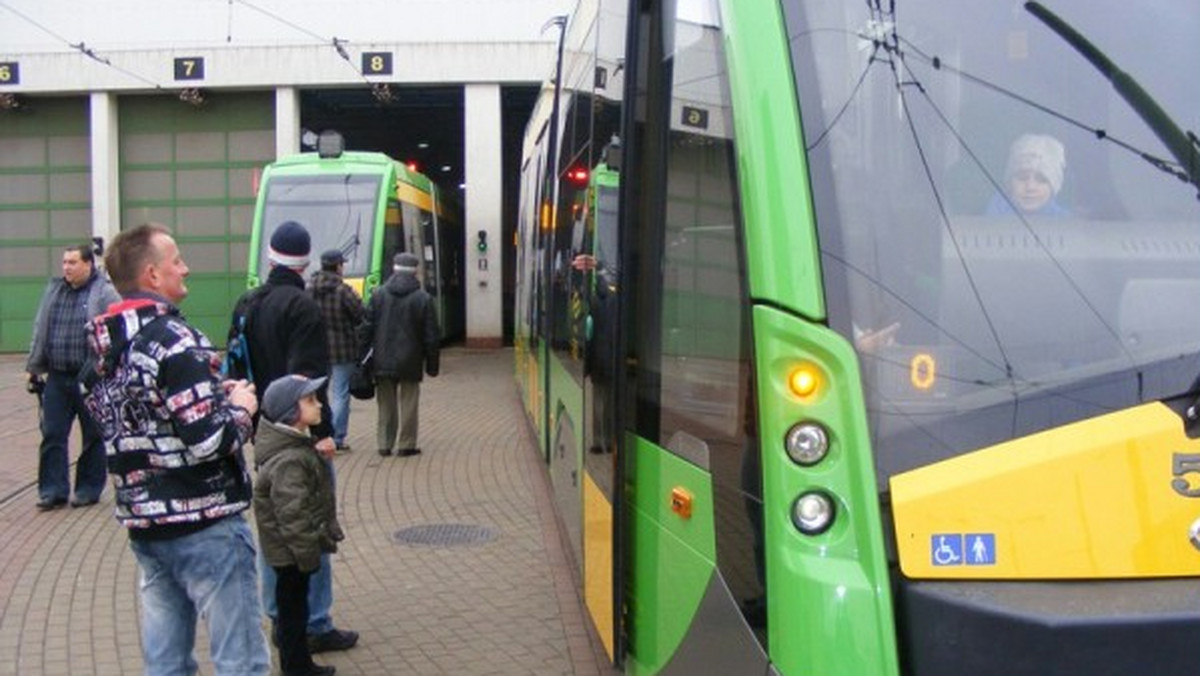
[406,161,419,172]
[565,166,589,187]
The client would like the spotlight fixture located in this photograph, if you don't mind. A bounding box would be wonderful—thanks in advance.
[178,88,206,107]
[0,93,24,111]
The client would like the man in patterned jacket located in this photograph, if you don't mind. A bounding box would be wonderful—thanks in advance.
[80,223,270,676]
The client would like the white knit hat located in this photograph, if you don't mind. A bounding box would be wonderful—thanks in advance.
[1005,134,1066,195]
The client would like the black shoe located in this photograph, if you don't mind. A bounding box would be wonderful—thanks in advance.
[36,497,67,511]
[397,448,421,457]
[69,496,99,508]
[284,664,335,676]
[307,628,359,654]
[334,442,352,455]
[377,448,392,457]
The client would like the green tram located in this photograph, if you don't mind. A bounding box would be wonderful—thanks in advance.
[248,133,464,339]
[515,0,1200,674]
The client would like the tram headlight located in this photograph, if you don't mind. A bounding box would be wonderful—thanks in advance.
[785,422,829,466]
[316,130,344,159]
[792,491,836,535]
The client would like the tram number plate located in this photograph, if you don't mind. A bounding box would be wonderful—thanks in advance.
[0,62,19,85]
[174,57,205,81]
[362,52,393,75]
[681,106,708,130]
[1172,453,1200,497]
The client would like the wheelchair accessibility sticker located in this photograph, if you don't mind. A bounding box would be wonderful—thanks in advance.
[932,533,996,566]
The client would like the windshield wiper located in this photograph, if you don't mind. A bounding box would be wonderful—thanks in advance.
[1025,1,1200,198]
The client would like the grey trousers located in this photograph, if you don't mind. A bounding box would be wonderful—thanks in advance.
[376,377,421,452]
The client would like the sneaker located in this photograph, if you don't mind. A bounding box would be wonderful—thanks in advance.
[397,448,421,457]
[377,448,392,457]
[307,628,359,654]
[334,442,352,455]
[70,496,99,508]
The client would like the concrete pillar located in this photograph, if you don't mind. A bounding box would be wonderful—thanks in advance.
[463,83,503,348]
[275,87,299,158]
[89,92,120,247]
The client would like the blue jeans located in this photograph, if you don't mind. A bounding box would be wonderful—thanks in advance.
[38,369,107,502]
[258,459,335,635]
[329,362,354,445]
[129,515,270,676]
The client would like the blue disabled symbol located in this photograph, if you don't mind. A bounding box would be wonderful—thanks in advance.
[965,533,996,565]
[931,534,963,566]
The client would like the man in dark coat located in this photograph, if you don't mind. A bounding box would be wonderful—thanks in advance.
[361,252,440,457]
[228,220,359,655]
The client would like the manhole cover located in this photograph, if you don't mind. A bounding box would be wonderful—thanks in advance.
[392,523,499,547]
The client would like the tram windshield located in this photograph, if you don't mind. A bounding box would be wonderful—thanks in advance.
[258,173,381,278]
[780,0,1200,479]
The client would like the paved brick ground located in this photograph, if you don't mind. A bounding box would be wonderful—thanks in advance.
[0,348,616,675]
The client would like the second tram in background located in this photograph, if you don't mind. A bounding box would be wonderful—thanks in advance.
[248,131,464,341]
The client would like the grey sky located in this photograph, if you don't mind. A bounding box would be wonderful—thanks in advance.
[0,0,574,53]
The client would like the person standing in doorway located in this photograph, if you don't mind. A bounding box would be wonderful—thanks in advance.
[309,249,365,453]
[80,223,270,675]
[26,243,120,510]
[362,252,440,457]
[229,220,359,655]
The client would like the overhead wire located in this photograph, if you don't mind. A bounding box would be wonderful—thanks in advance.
[0,0,161,88]
[231,0,376,86]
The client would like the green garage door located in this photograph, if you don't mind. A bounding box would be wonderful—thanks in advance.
[120,91,274,344]
[0,97,91,353]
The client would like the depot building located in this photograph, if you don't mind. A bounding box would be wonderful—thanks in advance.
[0,0,570,349]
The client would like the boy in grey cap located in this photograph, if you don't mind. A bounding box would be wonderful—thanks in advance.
[253,374,344,676]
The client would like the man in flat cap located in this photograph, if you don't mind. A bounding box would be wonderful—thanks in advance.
[310,249,365,453]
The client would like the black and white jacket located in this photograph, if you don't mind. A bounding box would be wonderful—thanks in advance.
[82,296,255,540]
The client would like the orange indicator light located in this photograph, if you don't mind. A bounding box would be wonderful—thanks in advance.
[670,487,693,519]
[788,364,821,398]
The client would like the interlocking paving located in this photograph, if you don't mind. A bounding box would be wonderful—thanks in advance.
[0,348,614,675]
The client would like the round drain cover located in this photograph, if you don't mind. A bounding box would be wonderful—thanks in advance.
[392,523,499,547]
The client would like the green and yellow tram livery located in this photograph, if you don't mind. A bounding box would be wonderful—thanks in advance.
[516,0,1200,674]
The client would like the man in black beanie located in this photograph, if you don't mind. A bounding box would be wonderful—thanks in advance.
[227,220,359,654]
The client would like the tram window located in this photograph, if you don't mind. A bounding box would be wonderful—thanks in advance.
[381,199,405,282]
[550,96,596,365]
[421,214,438,294]
[784,0,1200,477]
